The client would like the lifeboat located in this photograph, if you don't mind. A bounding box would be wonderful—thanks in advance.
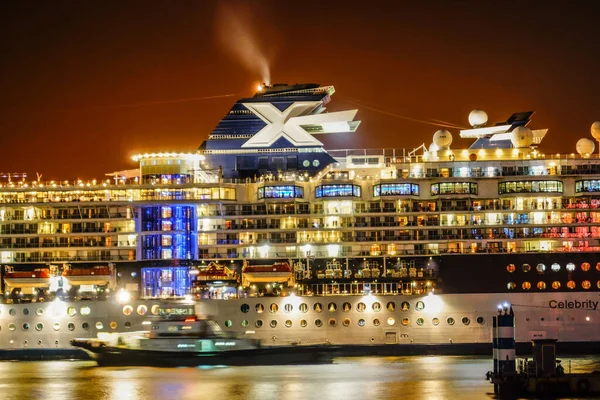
[62,265,112,286]
[3,266,51,288]
[242,261,292,287]
[195,262,237,282]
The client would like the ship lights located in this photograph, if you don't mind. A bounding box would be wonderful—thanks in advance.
[117,289,131,303]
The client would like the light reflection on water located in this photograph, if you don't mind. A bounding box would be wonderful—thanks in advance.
[0,356,599,400]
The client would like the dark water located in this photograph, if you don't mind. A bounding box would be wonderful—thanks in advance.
[1,356,599,400]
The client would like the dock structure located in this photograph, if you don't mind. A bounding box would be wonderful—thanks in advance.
[487,306,600,398]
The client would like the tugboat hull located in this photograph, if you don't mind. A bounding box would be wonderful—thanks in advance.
[71,339,336,367]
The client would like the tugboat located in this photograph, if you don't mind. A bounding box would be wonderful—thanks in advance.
[71,304,336,367]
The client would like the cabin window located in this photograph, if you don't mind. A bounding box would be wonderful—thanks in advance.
[566,263,575,272]
[506,264,515,273]
[386,302,395,312]
[447,317,455,326]
[372,302,381,312]
[416,318,424,326]
[401,318,410,326]
[68,323,75,331]
[110,322,117,330]
[122,306,133,316]
[328,318,337,327]
[342,302,352,312]
[415,301,425,311]
[36,308,44,316]
[582,280,591,290]
[432,318,440,326]
[328,303,337,312]
[567,280,576,290]
[284,304,293,313]
[358,319,366,327]
[597,280,600,289]
[151,305,160,315]
[284,320,292,328]
[269,304,278,313]
[537,281,546,290]
[299,303,308,313]
[507,282,516,290]
[551,263,560,272]
[536,264,546,273]
[343,318,351,327]
[137,305,147,316]
[270,320,277,328]
[255,304,264,313]
[581,262,591,271]
[314,303,323,313]
[476,317,485,325]
[400,301,410,311]
[597,262,600,272]
[357,302,366,312]
[67,307,76,317]
[8,323,15,331]
[82,323,89,330]
[241,304,250,313]
[96,322,103,330]
[23,309,29,316]
[462,317,470,325]
[81,307,91,316]
[552,281,561,290]
[300,320,307,328]
[387,317,396,326]
[34,323,43,331]
[315,319,323,327]
[522,264,531,272]
[255,320,263,328]
[373,318,381,327]
[241,320,249,327]
[522,282,531,290]
[224,320,232,328]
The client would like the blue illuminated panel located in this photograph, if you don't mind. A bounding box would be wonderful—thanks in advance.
[315,184,361,198]
[141,206,197,260]
[258,185,304,199]
[141,267,191,297]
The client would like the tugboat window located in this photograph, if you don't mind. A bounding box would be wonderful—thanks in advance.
[342,302,352,312]
[401,301,410,311]
[432,318,440,326]
[255,320,263,328]
[314,303,323,313]
[343,318,351,327]
[329,318,337,327]
[373,318,381,326]
[476,317,485,325]
[447,317,455,325]
[315,319,323,327]
[285,320,292,328]
[372,302,381,312]
[270,320,277,328]
[299,303,308,313]
[357,302,366,312]
[300,319,307,327]
[462,317,470,325]
[386,302,395,312]
[358,319,366,327]
[415,301,425,311]
[416,318,424,326]
[255,304,264,313]
[328,302,337,312]
[269,304,279,313]
[522,264,531,272]
[284,304,293,313]
[224,320,232,328]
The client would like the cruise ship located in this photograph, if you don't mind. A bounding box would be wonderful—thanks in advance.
[1,82,600,359]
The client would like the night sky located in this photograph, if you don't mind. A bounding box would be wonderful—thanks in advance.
[2,1,600,180]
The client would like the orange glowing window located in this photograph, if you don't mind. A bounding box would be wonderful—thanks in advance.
[506,264,516,273]
[537,281,546,290]
[522,281,531,290]
[567,280,576,290]
[552,281,561,290]
[581,262,591,272]
[582,280,591,290]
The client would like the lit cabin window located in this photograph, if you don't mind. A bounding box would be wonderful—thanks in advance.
[430,182,477,196]
[342,318,350,327]
[566,263,575,272]
[258,186,304,200]
[536,264,546,273]
[582,280,591,290]
[567,280,576,290]
[581,262,591,271]
[507,282,516,290]
[401,318,410,326]
[551,263,560,272]
[597,262,600,272]
[506,264,516,273]
[447,317,455,325]
[498,180,563,194]
[432,318,440,326]
[575,180,600,193]
[522,281,531,290]
[373,183,419,197]
[315,184,361,198]
[537,281,546,290]
[416,318,424,326]
[552,281,561,290]
[522,264,531,272]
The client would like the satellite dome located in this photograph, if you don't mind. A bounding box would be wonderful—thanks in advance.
[576,138,595,156]
[591,121,600,140]
[433,129,452,149]
[510,126,534,148]
[468,109,488,128]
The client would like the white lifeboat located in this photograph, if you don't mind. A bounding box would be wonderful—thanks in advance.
[3,266,51,288]
[62,265,112,286]
[241,262,292,287]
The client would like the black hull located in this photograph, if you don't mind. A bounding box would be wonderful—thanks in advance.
[71,340,337,367]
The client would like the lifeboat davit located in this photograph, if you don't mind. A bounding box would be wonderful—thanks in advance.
[242,262,292,286]
[62,265,112,286]
[195,262,237,282]
[3,267,51,288]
